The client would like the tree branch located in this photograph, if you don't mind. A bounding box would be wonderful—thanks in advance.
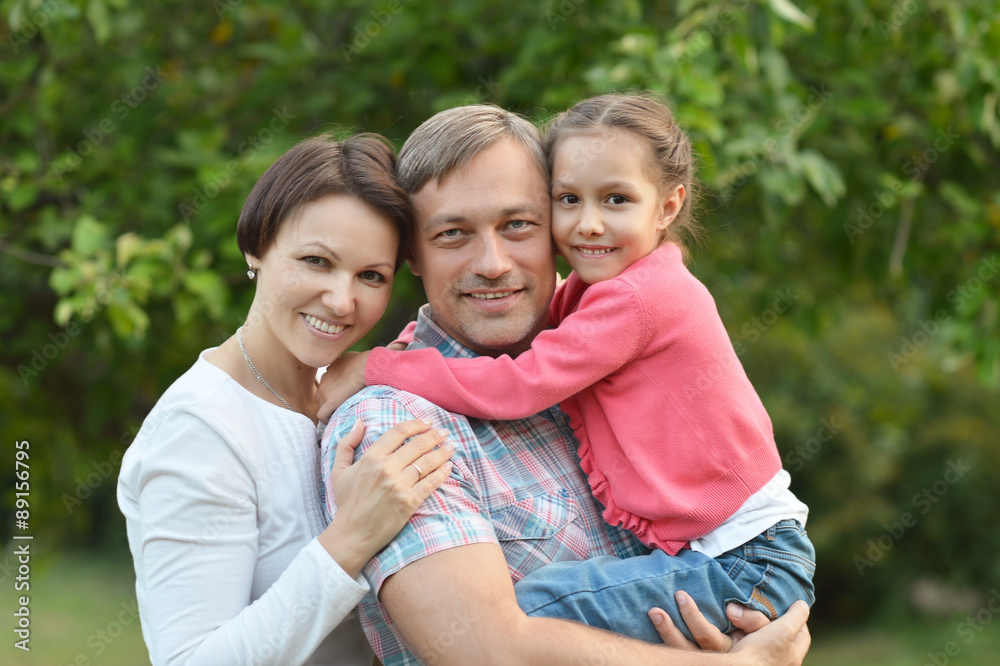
[0,238,68,268]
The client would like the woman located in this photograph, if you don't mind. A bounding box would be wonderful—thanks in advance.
[117,133,454,665]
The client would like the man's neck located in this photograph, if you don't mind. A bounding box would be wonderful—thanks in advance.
[424,307,538,359]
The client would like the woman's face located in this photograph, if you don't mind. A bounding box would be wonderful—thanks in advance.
[247,194,399,369]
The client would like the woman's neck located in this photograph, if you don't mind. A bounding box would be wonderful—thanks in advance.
[208,325,320,423]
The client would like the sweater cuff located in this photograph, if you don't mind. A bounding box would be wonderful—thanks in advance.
[364,347,397,388]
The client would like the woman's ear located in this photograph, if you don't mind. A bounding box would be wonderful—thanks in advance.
[657,184,686,231]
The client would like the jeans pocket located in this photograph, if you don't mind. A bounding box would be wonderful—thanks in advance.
[741,521,817,609]
[720,553,779,620]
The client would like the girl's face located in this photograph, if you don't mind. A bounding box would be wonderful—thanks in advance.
[550,128,683,285]
[246,194,399,370]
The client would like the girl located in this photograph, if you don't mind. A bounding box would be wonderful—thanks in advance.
[325,94,814,642]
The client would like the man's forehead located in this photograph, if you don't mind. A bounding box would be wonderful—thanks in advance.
[411,144,549,229]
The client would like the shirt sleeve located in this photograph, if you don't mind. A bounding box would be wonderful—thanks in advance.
[364,282,648,420]
[321,389,499,596]
[126,410,368,666]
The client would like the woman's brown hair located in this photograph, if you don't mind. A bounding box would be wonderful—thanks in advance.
[237,132,412,270]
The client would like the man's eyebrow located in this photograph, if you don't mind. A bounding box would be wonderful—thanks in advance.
[424,214,467,232]
[498,203,544,220]
[425,204,544,230]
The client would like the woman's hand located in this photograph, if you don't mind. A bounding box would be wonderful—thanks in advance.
[319,418,454,577]
[650,592,810,665]
[317,350,371,422]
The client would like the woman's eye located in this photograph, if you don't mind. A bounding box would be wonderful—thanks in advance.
[608,195,628,205]
[304,256,328,267]
[360,270,385,283]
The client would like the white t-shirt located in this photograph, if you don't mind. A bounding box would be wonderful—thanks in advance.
[688,469,809,557]
[117,349,372,665]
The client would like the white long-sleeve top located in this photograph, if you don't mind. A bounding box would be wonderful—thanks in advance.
[118,349,372,665]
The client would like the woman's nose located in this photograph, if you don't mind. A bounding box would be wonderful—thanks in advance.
[322,278,356,317]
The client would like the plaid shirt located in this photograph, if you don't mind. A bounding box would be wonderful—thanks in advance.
[321,305,647,666]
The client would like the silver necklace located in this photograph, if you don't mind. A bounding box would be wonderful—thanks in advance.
[236,326,293,411]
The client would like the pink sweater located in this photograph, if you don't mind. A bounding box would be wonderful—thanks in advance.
[366,244,782,554]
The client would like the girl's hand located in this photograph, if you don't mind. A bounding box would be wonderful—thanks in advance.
[317,350,371,422]
[319,418,454,577]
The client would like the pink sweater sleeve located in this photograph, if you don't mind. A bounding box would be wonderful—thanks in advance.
[390,321,417,347]
[365,282,647,420]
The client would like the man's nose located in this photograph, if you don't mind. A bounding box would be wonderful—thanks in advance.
[470,232,514,280]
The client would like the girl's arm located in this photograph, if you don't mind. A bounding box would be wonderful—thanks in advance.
[316,320,415,422]
[366,282,647,420]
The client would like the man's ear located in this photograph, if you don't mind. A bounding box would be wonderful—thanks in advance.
[656,184,686,231]
[407,256,422,277]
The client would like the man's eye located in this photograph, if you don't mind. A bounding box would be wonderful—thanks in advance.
[439,229,461,238]
[509,220,529,230]
[608,195,628,205]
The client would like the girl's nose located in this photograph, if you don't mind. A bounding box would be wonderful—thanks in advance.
[577,204,604,237]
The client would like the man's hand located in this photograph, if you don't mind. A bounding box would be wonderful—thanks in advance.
[651,592,810,665]
[317,350,370,422]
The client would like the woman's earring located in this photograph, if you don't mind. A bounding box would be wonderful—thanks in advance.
[247,266,257,280]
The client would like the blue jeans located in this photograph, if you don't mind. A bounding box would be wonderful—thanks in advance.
[514,519,816,643]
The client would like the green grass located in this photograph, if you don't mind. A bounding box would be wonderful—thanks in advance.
[807,616,1000,666]
[0,549,149,666]
[2,550,999,665]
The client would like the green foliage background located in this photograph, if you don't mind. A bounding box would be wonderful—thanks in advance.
[2,0,999,631]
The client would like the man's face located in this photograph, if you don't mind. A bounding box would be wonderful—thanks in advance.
[408,140,556,357]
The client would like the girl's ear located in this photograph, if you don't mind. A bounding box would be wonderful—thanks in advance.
[657,184,686,231]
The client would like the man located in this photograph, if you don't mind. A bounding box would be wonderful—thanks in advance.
[320,105,809,665]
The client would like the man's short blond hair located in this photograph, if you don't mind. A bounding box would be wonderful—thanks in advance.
[398,104,547,194]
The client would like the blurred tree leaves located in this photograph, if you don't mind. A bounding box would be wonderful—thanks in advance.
[1,0,998,623]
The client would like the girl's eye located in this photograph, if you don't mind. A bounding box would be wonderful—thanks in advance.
[608,195,628,205]
[360,270,385,283]
[558,194,580,204]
